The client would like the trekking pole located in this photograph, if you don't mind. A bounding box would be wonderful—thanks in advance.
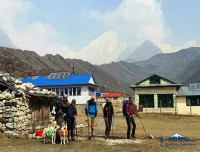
[112,115,114,136]
[139,116,148,136]
[139,116,154,139]
[75,120,78,141]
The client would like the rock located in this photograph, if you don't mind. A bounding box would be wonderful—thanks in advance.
[0,94,6,99]
[27,114,31,119]
[10,107,17,112]
[4,130,14,135]
[35,126,42,130]
[6,122,16,129]
[28,134,33,138]
[12,132,19,138]
[1,126,6,131]
[0,102,4,107]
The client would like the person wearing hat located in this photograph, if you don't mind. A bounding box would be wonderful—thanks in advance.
[125,97,139,139]
[85,96,98,139]
[103,98,114,139]
[66,99,77,141]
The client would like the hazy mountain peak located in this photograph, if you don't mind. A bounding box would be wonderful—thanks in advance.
[76,31,126,65]
[0,29,16,48]
[125,40,163,62]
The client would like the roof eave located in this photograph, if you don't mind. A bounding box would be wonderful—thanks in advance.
[130,84,182,89]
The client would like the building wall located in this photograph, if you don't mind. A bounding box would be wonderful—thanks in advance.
[138,78,171,86]
[97,97,123,103]
[161,79,172,85]
[43,85,96,104]
[134,87,177,113]
[139,80,149,85]
[68,86,95,104]
[177,96,200,115]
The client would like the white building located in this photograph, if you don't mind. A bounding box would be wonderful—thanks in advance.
[22,72,98,104]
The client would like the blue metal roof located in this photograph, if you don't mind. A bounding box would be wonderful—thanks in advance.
[22,74,96,87]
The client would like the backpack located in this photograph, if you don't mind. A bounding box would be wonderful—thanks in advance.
[122,100,128,116]
[85,100,97,117]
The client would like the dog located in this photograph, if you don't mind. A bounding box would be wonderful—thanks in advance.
[43,121,59,144]
[57,125,68,145]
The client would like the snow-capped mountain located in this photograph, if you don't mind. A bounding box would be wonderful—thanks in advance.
[125,40,163,62]
[75,31,126,65]
[0,29,16,48]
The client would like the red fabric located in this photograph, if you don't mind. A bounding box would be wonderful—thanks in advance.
[102,93,123,98]
[126,103,137,117]
[36,130,43,137]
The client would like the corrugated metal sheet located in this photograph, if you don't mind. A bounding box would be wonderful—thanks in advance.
[22,74,95,87]
[102,93,123,98]
[177,86,200,96]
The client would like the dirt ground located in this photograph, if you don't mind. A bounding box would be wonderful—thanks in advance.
[0,104,200,152]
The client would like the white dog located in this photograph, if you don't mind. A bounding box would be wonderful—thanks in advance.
[43,121,59,144]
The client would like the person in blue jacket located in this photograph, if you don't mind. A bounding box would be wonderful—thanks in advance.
[85,96,98,139]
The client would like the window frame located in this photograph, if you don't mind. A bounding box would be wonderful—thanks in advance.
[139,94,154,108]
[158,94,174,108]
[186,96,200,106]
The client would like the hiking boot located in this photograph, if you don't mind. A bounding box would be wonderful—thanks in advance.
[131,136,136,140]
[88,136,92,140]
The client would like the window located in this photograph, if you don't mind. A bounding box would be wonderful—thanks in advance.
[89,87,95,96]
[69,88,72,95]
[186,96,200,106]
[56,88,59,95]
[45,87,81,96]
[150,76,160,84]
[139,94,154,108]
[73,88,76,96]
[158,94,173,108]
[77,87,81,95]
[65,88,68,95]
[60,88,64,96]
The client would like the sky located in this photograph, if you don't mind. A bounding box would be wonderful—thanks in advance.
[0,0,200,59]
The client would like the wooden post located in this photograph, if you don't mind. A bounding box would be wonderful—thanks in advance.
[146,100,147,113]
[160,99,162,114]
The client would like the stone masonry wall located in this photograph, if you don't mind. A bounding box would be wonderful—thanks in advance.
[134,87,177,114]
[0,97,31,137]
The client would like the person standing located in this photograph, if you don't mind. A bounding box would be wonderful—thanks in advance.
[103,98,114,139]
[55,96,65,128]
[67,99,77,141]
[62,95,70,124]
[125,97,139,139]
[85,96,98,139]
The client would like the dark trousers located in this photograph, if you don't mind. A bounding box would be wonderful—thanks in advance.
[126,116,136,139]
[56,117,64,128]
[67,118,75,140]
[104,116,112,137]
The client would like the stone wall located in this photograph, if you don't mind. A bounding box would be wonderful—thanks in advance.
[134,87,177,114]
[0,97,31,137]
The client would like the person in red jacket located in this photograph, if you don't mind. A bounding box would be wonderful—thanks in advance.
[125,97,139,139]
